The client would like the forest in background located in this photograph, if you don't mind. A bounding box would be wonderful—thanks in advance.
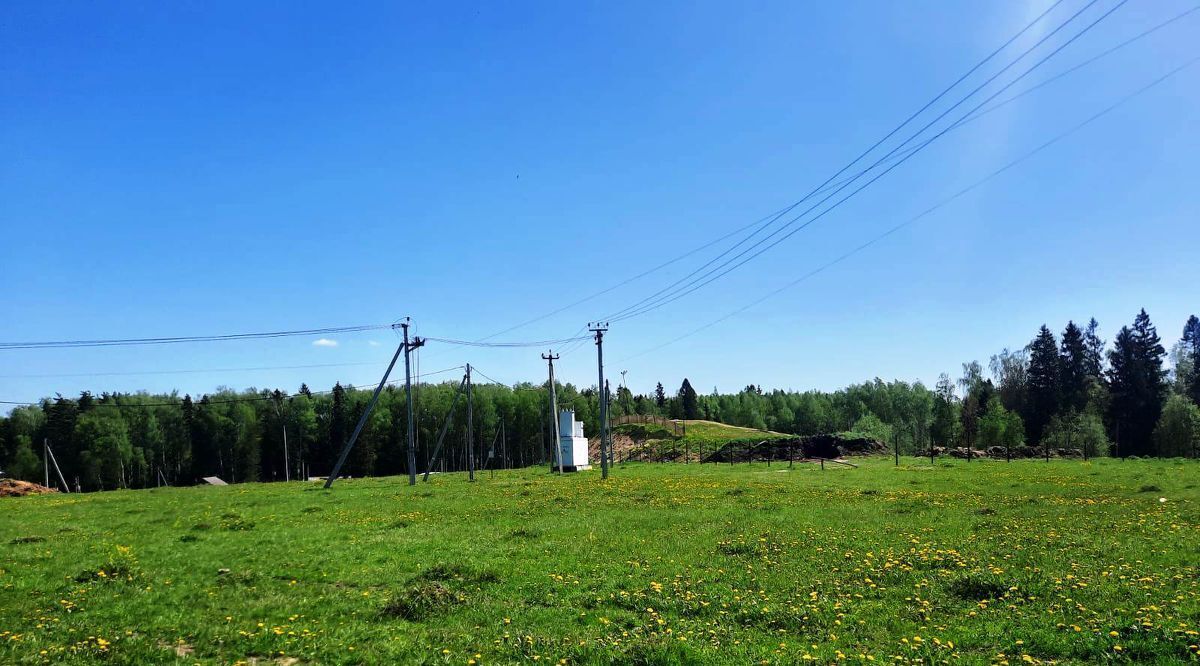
[2,309,1198,491]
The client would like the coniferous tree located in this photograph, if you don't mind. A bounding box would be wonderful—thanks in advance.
[1060,321,1089,414]
[1083,318,1105,380]
[1183,315,1200,406]
[678,379,700,420]
[1107,310,1167,456]
[327,382,347,474]
[654,383,666,410]
[930,374,959,449]
[1026,325,1062,443]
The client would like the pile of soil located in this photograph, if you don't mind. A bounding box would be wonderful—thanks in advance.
[704,434,888,463]
[0,479,57,497]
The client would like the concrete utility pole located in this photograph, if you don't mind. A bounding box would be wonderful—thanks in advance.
[401,320,425,486]
[543,351,563,474]
[589,322,610,479]
[44,438,49,488]
[326,319,419,489]
[605,380,613,468]
[466,363,475,482]
[272,395,291,482]
[45,441,69,493]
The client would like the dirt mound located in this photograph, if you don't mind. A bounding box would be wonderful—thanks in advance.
[0,479,57,497]
[704,434,887,463]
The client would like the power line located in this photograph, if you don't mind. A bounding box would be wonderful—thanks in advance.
[424,334,591,348]
[784,4,1200,207]
[0,323,394,350]
[429,0,1187,350]
[597,0,1081,324]
[0,360,384,379]
[617,54,1199,362]
[606,0,1126,324]
[0,365,466,409]
[406,0,1072,352]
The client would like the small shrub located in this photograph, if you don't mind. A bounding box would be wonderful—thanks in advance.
[947,574,1008,601]
[508,527,544,540]
[382,582,464,621]
[75,546,139,583]
[221,517,255,531]
[414,563,500,585]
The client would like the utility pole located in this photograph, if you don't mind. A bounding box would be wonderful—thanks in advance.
[44,438,49,489]
[325,320,417,489]
[466,363,475,482]
[605,380,613,468]
[44,441,69,493]
[543,351,563,474]
[589,322,610,479]
[272,394,291,482]
[401,320,425,486]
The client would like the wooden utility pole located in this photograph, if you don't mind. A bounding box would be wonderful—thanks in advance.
[543,351,562,474]
[466,363,475,482]
[44,438,49,489]
[401,320,425,485]
[589,322,610,479]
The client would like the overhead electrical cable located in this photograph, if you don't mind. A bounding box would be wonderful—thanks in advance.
[399,1,1072,352]
[0,360,385,379]
[0,323,393,350]
[605,0,1125,324]
[598,0,1084,324]
[787,3,1200,205]
[617,54,1199,362]
[424,335,591,348]
[0,365,466,409]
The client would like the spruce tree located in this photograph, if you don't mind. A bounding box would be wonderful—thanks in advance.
[1107,309,1167,456]
[1083,318,1105,380]
[678,379,700,420]
[1026,325,1061,443]
[654,383,666,409]
[1060,321,1089,413]
[1184,315,1200,406]
[328,382,347,474]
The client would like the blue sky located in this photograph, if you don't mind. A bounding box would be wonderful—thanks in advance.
[2,0,1197,407]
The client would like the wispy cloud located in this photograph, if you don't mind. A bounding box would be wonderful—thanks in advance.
[312,338,339,347]
[368,340,381,347]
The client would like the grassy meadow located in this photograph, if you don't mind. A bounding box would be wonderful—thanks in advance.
[1,457,1198,665]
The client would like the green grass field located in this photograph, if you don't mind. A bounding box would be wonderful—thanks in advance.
[2,458,1198,665]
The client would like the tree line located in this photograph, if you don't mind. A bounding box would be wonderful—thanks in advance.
[632,310,1198,459]
[2,309,1197,491]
